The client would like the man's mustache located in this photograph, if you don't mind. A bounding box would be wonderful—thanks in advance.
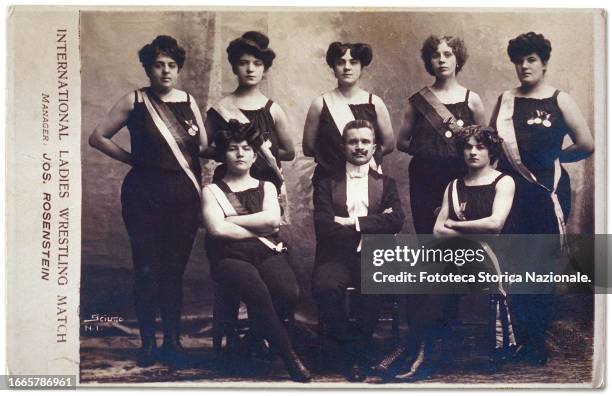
[352,149,369,155]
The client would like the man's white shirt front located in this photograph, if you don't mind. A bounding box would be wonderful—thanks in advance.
[346,162,369,252]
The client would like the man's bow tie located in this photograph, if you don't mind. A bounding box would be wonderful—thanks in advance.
[348,169,368,179]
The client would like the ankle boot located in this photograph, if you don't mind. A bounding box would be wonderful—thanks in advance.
[282,349,311,383]
[160,322,189,368]
[394,341,436,382]
[136,336,157,367]
[372,344,409,378]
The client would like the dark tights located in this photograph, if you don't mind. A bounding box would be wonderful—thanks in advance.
[211,254,299,356]
[122,169,199,346]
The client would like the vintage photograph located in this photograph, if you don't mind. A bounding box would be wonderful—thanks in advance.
[76,8,601,386]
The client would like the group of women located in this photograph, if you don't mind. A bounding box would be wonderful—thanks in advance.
[89,29,594,382]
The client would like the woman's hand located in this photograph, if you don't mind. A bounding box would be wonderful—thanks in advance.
[188,94,208,156]
[433,184,461,237]
[222,182,281,235]
[444,219,457,229]
[444,175,515,234]
[201,187,258,240]
[397,103,417,153]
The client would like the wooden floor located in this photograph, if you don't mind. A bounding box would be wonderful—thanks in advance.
[80,315,595,387]
[79,266,596,387]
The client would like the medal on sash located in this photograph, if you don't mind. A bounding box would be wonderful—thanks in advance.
[410,87,465,146]
[141,89,201,197]
[496,90,566,239]
[185,119,199,136]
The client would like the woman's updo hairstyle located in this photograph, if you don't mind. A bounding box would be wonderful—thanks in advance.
[227,31,276,72]
[507,32,552,64]
[213,119,264,161]
[325,42,373,68]
[138,35,186,73]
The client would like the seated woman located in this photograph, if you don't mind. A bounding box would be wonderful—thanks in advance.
[434,126,516,373]
[374,125,516,381]
[201,120,310,383]
[434,127,515,236]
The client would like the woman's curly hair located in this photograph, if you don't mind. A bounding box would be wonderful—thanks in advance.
[138,35,186,72]
[421,35,468,76]
[213,119,264,161]
[456,125,504,164]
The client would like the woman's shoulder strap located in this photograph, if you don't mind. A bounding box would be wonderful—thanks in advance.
[464,89,471,103]
[492,172,509,186]
[134,89,141,104]
[264,98,274,110]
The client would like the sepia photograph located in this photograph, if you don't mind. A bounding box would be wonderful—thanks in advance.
[5,5,604,388]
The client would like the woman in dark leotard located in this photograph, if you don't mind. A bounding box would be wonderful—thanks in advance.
[435,126,515,236]
[204,31,294,197]
[302,41,394,184]
[397,35,487,234]
[490,32,594,365]
[373,125,515,381]
[201,120,310,383]
[88,36,207,367]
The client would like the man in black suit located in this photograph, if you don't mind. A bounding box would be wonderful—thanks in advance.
[312,119,405,382]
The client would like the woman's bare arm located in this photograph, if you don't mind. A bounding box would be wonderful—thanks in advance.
[372,94,395,155]
[557,92,594,162]
[270,102,296,161]
[444,176,515,234]
[302,96,324,157]
[88,92,134,165]
[396,103,417,153]
[225,182,281,234]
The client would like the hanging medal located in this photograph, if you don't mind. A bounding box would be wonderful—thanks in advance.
[542,113,552,128]
[184,119,199,136]
[533,110,542,125]
[527,110,551,128]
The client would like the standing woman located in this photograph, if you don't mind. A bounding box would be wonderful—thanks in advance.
[302,42,394,185]
[491,32,594,364]
[397,35,487,234]
[202,120,311,383]
[204,31,294,219]
[89,36,207,367]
